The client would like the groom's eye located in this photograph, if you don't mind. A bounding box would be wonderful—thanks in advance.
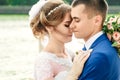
[75,19,80,22]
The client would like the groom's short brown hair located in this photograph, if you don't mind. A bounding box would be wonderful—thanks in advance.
[71,0,108,24]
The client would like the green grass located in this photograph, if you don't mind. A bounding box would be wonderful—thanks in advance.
[0,14,28,20]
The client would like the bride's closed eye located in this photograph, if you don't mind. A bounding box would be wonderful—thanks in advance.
[64,20,71,28]
[64,24,70,28]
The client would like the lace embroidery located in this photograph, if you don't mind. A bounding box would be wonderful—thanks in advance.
[35,57,54,80]
[34,51,73,80]
[42,51,73,70]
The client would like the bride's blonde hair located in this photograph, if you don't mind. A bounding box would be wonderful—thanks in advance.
[29,0,71,39]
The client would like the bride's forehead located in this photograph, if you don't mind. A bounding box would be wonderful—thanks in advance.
[62,13,71,22]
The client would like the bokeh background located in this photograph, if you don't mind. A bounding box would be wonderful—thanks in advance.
[0,0,120,80]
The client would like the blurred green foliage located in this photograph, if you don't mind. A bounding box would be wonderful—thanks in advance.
[0,0,71,5]
[64,0,72,4]
[0,0,119,6]
[106,0,120,5]
[7,0,38,5]
[0,0,7,5]
[0,0,38,5]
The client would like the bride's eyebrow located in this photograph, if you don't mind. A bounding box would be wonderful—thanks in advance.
[64,21,71,24]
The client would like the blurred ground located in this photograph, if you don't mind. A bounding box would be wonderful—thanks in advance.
[0,15,39,80]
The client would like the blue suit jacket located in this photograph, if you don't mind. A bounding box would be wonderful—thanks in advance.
[78,34,120,80]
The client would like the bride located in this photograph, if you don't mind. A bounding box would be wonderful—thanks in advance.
[29,0,92,80]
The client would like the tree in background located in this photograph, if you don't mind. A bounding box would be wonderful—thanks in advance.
[0,0,72,5]
[64,0,72,4]
[0,0,38,5]
[6,0,38,5]
[107,0,120,5]
[0,0,119,6]
[0,0,7,5]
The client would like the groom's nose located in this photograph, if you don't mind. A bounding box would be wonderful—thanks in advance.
[70,21,75,30]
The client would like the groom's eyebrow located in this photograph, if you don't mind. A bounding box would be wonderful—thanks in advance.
[72,17,79,19]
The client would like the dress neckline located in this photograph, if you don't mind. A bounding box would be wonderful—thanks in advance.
[41,51,70,59]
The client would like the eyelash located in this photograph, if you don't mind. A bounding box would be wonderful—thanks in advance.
[75,20,79,22]
[65,24,69,27]
[74,19,80,22]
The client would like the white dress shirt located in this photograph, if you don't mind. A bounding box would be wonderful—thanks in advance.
[85,31,104,50]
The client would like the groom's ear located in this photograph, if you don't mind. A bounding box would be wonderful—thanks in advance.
[94,15,102,27]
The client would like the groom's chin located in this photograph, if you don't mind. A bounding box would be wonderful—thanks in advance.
[74,35,81,38]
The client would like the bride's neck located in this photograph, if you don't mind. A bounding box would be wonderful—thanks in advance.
[45,42,64,53]
[43,40,66,56]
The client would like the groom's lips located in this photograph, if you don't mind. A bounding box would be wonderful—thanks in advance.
[72,29,77,32]
[73,31,78,32]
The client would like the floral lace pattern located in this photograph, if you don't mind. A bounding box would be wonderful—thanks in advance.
[34,51,73,80]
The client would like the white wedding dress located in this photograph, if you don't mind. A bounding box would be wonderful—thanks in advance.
[34,50,73,80]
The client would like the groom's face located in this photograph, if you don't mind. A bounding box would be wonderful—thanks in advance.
[70,4,96,41]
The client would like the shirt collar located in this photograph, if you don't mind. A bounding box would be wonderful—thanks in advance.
[85,31,104,50]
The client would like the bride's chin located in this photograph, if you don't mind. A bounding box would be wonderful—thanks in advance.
[64,39,72,43]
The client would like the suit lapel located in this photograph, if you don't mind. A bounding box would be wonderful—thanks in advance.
[90,34,108,49]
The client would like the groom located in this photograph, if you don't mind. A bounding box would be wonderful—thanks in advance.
[70,0,120,80]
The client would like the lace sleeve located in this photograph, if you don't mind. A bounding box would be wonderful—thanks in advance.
[34,57,54,80]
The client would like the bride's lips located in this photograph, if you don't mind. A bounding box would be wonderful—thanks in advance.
[67,34,72,37]
[73,31,78,33]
